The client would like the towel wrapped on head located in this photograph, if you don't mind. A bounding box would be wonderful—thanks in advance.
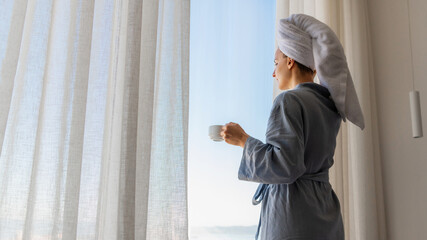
[277,14,365,130]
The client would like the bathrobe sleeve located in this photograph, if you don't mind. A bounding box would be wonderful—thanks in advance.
[238,92,306,184]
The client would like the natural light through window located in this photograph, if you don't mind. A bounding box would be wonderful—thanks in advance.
[188,0,276,239]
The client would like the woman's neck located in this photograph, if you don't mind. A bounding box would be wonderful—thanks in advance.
[288,74,315,89]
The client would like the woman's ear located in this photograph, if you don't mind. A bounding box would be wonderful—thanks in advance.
[287,57,294,69]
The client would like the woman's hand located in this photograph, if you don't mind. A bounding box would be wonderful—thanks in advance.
[221,122,250,148]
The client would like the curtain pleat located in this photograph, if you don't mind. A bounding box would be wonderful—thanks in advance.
[0,0,190,239]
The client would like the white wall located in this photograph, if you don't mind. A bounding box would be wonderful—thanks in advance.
[367,0,427,238]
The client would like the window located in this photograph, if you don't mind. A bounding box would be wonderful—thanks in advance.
[188,0,276,239]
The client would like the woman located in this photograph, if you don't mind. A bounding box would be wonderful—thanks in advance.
[221,14,364,240]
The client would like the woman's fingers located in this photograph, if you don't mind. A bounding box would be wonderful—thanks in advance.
[222,123,233,137]
[221,122,240,143]
[220,122,248,148]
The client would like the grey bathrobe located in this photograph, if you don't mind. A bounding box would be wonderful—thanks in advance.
[239,82,344,240]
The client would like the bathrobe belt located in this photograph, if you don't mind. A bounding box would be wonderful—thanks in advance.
[251,170,330,239]
[252,170,330,205]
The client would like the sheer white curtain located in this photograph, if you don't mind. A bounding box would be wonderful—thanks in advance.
[0,0,190,239]
[274,1,387,239]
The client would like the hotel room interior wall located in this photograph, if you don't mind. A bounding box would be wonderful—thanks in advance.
[367,0,427,238]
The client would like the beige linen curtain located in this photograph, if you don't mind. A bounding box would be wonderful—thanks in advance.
[274,1,387,239]
[0,0,190,239]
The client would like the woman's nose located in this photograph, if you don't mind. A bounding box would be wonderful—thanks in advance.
[272,70,276,78]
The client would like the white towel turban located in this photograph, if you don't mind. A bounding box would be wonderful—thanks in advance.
[277,14,365,130]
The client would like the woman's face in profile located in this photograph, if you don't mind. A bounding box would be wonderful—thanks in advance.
[273,48,290,90]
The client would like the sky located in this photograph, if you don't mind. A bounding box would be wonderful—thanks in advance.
[188,0,276,228]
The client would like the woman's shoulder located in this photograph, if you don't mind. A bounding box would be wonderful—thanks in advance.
[273,90,303,107]
[274,83,331,106]
[271,91,305,116]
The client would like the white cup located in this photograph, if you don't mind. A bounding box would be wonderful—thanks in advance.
[209,125,224,141]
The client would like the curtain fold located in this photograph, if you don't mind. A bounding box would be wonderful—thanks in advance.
[275,1,387,239]
[0,0,190,239]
